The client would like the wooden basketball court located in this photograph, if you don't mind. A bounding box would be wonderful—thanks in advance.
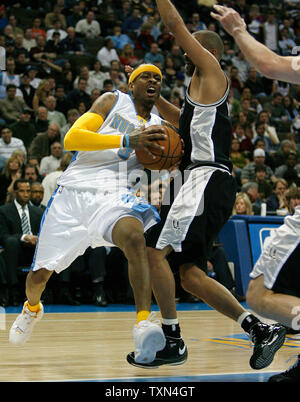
[0,303,298,383]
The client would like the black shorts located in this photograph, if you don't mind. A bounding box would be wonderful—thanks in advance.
[272,244,300,298]
[146,167,237,269]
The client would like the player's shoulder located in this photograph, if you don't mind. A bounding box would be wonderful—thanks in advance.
[90,90,119,115]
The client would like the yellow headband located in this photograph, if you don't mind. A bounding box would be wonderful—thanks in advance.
[128,64,162,84]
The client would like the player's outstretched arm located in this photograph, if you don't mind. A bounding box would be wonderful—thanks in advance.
[155,0,220,75]
[211,5,300,85]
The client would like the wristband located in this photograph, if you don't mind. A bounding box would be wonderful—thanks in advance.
[124,134,130,148]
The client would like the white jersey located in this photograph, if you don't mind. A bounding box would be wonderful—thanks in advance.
[58,90,162,191]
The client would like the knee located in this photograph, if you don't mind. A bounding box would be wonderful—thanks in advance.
[180,264,203,293]
[122,231,146,258]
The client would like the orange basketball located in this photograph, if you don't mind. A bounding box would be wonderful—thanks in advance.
[136,125,182,170]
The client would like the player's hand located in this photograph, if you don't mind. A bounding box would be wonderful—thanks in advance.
[210,5,247,37]
[128,125,167,158]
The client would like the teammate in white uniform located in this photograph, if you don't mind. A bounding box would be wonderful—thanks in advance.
[212,4,300,383]
[9,64,168,365]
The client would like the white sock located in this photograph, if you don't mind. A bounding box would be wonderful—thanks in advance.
[162,318,179,325]
[237,311,251,326]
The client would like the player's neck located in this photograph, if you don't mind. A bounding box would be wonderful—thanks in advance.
[134,102,153,121]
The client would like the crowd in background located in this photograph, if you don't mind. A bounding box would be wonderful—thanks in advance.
[0,0,299,306]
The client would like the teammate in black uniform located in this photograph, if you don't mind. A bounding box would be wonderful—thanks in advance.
[127,0,286,370]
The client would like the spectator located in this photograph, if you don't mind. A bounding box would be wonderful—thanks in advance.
[253,121,280,153]
[73,65,101,95]
[232,192,253,215]
[60,108,80,146]
[266,178,288,214]
[44,95,67,128]
[26,65,42,90]
[32,80,51,112]
[241,148,276,185]
[119,43,139,67]
[109,25,134,50]
[31,17,47,40]
[190,12,207,32]
[75,10,101,39]
[41,152,73,207]
[17,73,35,111]
[232,122,254,154]
[271,139,294,168]
[89,60,110,89]
[157,23,175,53]
[115,0,132,25]
[29,34,56,64]
[54,85,73,118]
[0,179,44,305]
[34,106,49,133]
[8,15,24,38]
[39,141,63,176]
[0,127,26,162]
[30,181,45,210]
[29,122,61,162]
[0,84,27,124]
[66,77,91,110]
[59,27,85,56]
[144,42,165,68]
[230,65,244,96]
[22,28,37,53]
[23,163,42,184]
[264,92,289,131]
[278,27,296,56]
[122,7,143,38]
[260,10,279,53]
[285,187,300,215]
[0,57,21,92]
[96,37,120,68]
[241,181,263,215]
[0,155,22,205]
[46,19,67,42]
[232,50,250,83]
[244,67,267,97]
[45,4,67,30]
[67,3,83,27]
[0,5,8,31]
[275,151,299,178]
[9,109,36,151]
[255,164,273,201]
[135,22,155,52]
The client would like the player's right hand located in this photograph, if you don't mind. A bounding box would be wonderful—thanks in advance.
[127,125,167,158]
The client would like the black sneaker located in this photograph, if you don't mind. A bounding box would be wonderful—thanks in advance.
[268,355,300,382]
[127,336,188,369]
[249,322,286,370]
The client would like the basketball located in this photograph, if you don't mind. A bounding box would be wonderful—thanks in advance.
[136,125,182,170]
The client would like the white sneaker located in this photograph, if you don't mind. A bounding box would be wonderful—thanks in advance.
[133,312,166,364]
[9,301,44,346]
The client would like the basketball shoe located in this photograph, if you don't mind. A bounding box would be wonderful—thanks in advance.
[249,322,286,369]
[268,354,300,382]
[9,301,44,346]
[132,313,166,364]
[127,335,187,368]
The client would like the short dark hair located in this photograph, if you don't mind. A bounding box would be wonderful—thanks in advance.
[13,179,30,191]
[255,164,267,173]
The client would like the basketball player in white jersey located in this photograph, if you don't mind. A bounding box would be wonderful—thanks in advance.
[9,64,168,365]
[212,4,300,383]
[127,0,286,370]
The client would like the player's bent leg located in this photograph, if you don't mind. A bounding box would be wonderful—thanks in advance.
[9,268,53,346]
[112,217,165,364]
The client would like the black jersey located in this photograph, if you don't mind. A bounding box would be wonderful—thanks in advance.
[179,77,233,172]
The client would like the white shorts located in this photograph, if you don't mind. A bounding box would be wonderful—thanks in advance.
[32,185,160,273]
[250,209,300,289]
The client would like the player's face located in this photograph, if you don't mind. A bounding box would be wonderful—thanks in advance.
[131,71,162,103]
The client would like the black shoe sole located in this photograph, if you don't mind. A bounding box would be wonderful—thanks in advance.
[250,327,286,370]
[126,352,188,369]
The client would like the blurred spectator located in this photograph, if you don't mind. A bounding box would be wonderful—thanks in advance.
[9,109,36,151]
[29,122,61,162]
[144,42,165,68]
[0,84,27,124]
[8,15,24,38]
[244,67,267,97]
[233,123,254,154]
[109,25,134,50]
[253,121,280,153]
[266,178,288,213]
[260,10,279,53]
[34,106,49,133]
[0,127,26,162]
[30,181,45,210]
[119,43,139,67]
[73,65,101,95]
[275,151,299,178]
[157,24,174,53]
[67,2,83,27]
[285,187,300,215]
[23,164,43,184]
[75,10,101,38]
[46,19,68,42]
[31,17,47,40]
[246,4,263,40]
[190,12,207,32]
[0,5,8,31]
[14,34,29,59]
[135,22,154,52]
[32,80,51,112]
[264,92,289,130]
[45,3,67,30]
[230,66,244,97]
[0,58,21,92]
[22,28,37,53]
[0,155,22,205]
[122,7,143,38]
[39,141,63,176]
[66,77,91,110]
[241,148,276,185]
[60,108,80,146]
[44,95,67,128]
[115,0,132,25]
[54,84,73,118]
[168,44,185,72]
[41,152,73,207]
[255,164,273,201]
[59,26,85,56]
[15,52,30,76]
[232,50,250,83]
[26,65,42,89]
[0,179,44,306]
[30,34,56,64]
[89,60,110,90]
[232,192,253,215]
[271,139,294,168]
[278,27,296,55]
[96,37,120,68]
[282,95,298,121]
[241,181,263,215]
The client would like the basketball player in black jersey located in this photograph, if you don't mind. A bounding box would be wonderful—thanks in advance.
[127,0,286,370]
